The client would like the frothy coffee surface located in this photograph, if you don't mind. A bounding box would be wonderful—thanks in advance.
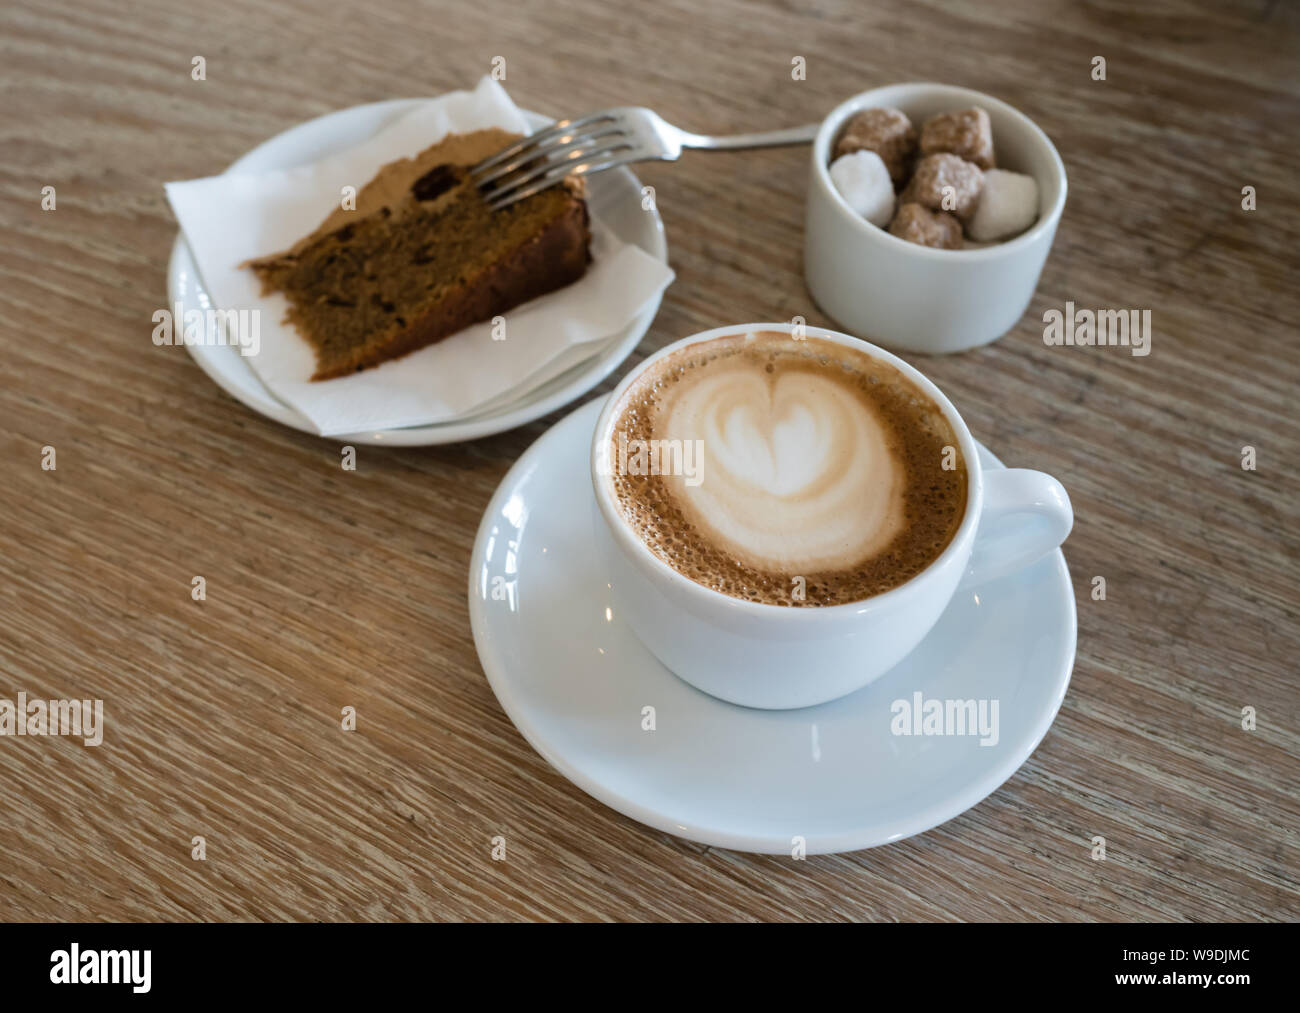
[607,331,968,606]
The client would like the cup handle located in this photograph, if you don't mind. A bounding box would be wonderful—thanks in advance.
[959,469,1073,589]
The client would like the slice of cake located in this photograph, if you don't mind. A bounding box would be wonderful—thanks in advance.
[247,128,591,380]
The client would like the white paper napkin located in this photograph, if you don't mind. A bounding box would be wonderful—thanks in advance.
[165,77,674,435]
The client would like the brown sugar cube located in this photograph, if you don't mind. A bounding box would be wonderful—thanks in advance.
[833,107,917,184]
[888,203,963,249]
[919,107,995,169]
[900,153,985,220]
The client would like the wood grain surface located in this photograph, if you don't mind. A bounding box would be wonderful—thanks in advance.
[1,0,1297,922]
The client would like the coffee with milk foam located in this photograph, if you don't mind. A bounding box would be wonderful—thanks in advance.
[607,331,968,606]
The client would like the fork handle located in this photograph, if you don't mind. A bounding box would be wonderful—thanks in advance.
[678,124,821,151]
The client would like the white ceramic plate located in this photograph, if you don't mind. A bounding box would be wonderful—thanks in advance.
[469,398,1077,854]
[167,101,668,445]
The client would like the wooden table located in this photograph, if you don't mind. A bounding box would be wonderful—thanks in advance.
[1,0,1296,922]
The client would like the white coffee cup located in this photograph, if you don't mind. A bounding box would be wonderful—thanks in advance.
[590,323,1073,710]
[804,83,1068,354]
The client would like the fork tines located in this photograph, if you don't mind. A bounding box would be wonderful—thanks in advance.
[471,113,635,210]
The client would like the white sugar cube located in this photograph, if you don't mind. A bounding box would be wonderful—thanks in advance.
[829,150,895,227]
[966,168,1039,241]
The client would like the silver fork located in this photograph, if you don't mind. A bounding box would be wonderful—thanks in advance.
[471,107,819,211]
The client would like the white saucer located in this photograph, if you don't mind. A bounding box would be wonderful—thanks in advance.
[469,399,1077,854]
[167,101,668,445]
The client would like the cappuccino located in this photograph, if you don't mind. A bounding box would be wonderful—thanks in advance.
[605,331,967,606]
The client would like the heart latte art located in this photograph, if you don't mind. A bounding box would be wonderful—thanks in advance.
[657,366,905,572]
[608,332,968,606]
